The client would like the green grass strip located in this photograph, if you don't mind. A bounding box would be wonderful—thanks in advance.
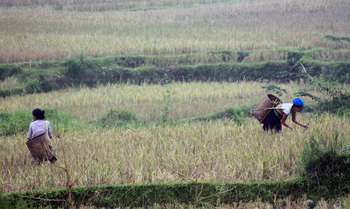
[3,180,307,208]
[1,59,350,97]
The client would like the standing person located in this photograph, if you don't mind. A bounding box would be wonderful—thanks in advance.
[262,98,308,132]
[26,108,57,164]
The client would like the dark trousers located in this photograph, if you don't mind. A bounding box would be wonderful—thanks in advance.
[262,110,282,132]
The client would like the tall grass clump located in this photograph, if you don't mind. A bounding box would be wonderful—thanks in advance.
[97,110,140,128]
[0,192,9,209]
[160,88,173,123]
[18,69,63,94]
[191,106,251,125]
[299,131,350,198]
[296,77,350,116]
[0,64,21,81]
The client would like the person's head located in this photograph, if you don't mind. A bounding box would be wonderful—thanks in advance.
[32,108,45,120]
[291,97,304,112]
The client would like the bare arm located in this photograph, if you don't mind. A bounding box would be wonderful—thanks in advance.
[292,112,308,129]
[280,113,293,130]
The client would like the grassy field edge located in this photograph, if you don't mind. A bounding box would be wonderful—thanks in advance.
[1,59,350,97]
[3,175,350,209]
[2,179,306,208]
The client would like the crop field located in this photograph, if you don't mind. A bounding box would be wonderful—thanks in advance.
[0,82,285,120]
[1,0,350,208]
[0,82,349,192]
[0,0,350,62]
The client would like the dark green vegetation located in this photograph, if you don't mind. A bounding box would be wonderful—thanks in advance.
[0,64,21,81]
[1,50,350,97]
[300,135,350,199]
[296,72,350,117]
[1,181,305,209]
[97,110,140,128]
[0,111,30,136]
[324,35,350,44]
[190,106,251,125]
[2,134,350,209]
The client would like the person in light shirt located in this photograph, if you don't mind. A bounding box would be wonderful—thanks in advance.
[262,98,308,132]
[26,108,56,164]
[27,109,53,140]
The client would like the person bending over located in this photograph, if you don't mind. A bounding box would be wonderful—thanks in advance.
[262,98,308,132]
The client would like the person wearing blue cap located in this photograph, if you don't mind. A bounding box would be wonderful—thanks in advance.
[262,97,308,132]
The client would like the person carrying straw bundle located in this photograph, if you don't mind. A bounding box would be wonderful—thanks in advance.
[253,95,308,132]
[26,108,57,165]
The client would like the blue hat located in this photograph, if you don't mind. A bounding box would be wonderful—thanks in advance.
[293,98,304,107]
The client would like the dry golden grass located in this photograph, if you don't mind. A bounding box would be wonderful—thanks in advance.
[0,82,296,121]
[0,0,349,62]
[1,1,349,207]
[1,113,349,193]
[0,81,349,209]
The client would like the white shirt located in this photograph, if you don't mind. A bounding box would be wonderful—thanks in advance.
[277,103,293,115]
[27,120,52,140]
